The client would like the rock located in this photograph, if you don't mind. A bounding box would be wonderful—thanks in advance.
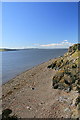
[27,106,32,110]
[72,63,77,68]
[64,108,71,112]
[77,103,80,110]
[72,86,77,91]
[2,109,12,117]
[53,84,58,89]
[47,61,56,69]
[75,96,80,106]
[57,83,65,90]
[31,87,35,90]
[71,109,79,118]
[64,74,72,85]
[65,86,71,93]
[68,44,80,53]
[2,109,18,120]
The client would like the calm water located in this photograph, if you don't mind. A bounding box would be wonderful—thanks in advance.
[2,49,67,84]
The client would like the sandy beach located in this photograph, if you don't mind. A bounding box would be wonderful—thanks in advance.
[2,58,78,118]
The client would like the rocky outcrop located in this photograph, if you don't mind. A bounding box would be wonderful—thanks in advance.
[48,43,80,118]
[68,43,80,53]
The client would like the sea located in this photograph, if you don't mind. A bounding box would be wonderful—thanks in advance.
[1,49,68,84]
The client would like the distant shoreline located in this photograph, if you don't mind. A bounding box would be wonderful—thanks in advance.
[0,48,18,52]
[0,48,68,52]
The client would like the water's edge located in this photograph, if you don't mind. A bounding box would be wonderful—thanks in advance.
[2,49,68,84]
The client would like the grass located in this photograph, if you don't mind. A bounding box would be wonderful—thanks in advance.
[72,51,80,58]
[0,48,18,52]
[0,49,6,51]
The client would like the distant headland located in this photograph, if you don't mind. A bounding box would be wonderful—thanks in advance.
[0,48,18,52]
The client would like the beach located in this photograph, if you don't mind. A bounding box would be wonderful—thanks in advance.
[2,2,79,119]
[2,58,78,118]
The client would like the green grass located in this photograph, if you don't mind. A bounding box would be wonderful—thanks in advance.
[0,49,6,51]
[0,48,18,52]
[72,51,80,58]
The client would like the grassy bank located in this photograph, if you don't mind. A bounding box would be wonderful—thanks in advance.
[0,48,18,52]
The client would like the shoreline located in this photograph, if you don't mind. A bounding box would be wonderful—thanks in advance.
[2,57,56,96]
[2,56,79,118]
[2,57,56,85]
[2,48,68,85]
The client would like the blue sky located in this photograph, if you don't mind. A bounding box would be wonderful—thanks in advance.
[2,2,78,48]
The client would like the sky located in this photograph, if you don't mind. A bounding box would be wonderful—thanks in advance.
[1,0,79,2]
[2,2,78,48]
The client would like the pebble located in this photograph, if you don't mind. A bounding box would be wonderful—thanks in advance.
[31,88,35,90]
[39,102,44,106]
[26,106,32,110]
[64,108,71,112]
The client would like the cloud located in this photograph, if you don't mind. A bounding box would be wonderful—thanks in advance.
[39,40,74,48]
[40,43,62,47]
[33,43,40,46]
[64,40,68,42]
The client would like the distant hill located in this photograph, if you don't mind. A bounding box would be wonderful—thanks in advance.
[0,48,18,51]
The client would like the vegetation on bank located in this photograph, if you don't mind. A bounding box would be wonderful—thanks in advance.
[0,49,18,52]
[48,43,80,117]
